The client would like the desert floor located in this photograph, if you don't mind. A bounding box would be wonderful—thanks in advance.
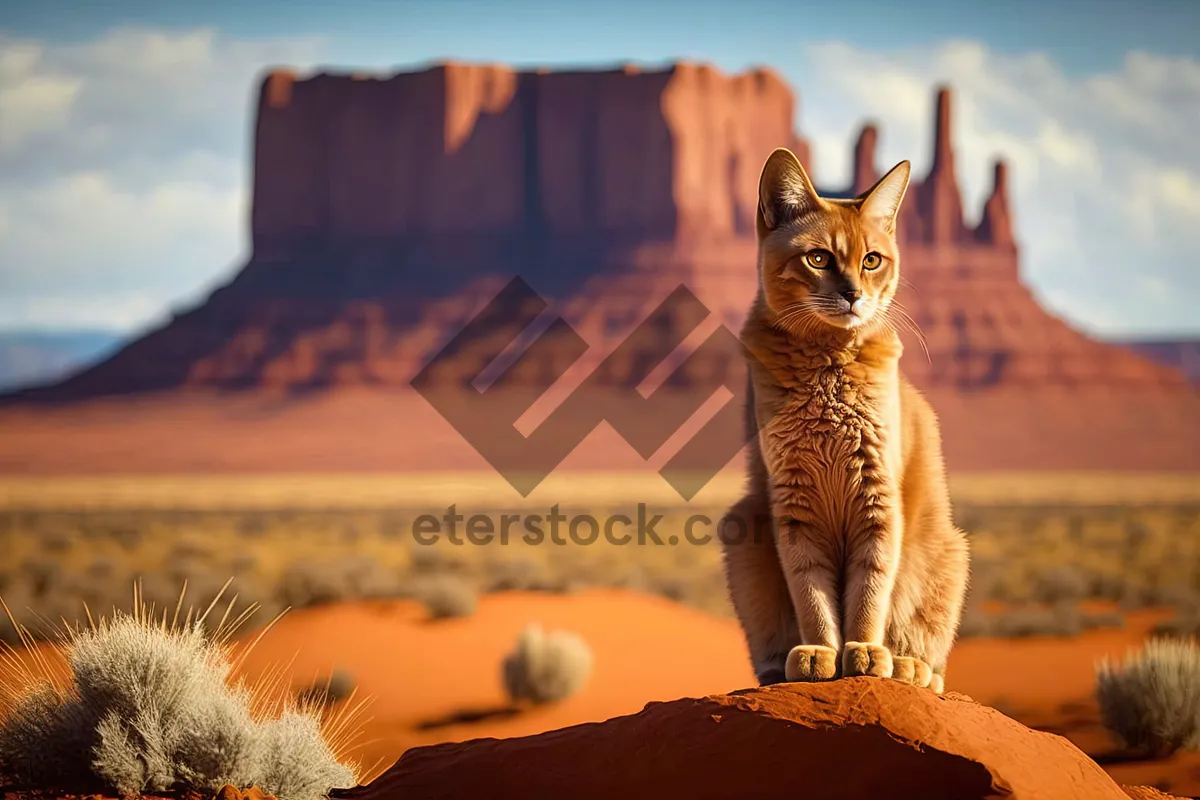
[225,591,1200,795]
[4,471,1200,795]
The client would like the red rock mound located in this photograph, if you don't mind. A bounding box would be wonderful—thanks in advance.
[338,679,1178,800]
[1122,789,1188,800]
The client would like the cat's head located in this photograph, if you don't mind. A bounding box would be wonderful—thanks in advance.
[755,148,911,335]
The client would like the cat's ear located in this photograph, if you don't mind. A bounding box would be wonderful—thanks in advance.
[758,148,821,233]
[859,160,911,234]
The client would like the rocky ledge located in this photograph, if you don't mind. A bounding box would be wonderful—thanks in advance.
[338,678,1185,800]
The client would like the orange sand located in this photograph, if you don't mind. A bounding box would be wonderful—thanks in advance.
[232,590,756,775]
[10,591,1196,792]
[231,592,1191,786]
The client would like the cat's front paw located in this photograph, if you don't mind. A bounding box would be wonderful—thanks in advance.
[891,655,933,688]
[842,641,894,678]
[785,645,838,682]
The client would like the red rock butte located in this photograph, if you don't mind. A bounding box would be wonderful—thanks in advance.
[4,61,1200,473]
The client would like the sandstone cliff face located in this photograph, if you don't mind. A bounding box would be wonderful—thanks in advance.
[8,61,1200,472]
[251,62,804,256]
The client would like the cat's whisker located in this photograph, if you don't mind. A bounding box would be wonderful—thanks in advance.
[774,302,820,330]
[781,308,821,339]
[775,300,827,329]
[885,304,931,364]
[890,301,927,342]
[809,297,844,311]
[781,316,816,339]
[774,309,805,328]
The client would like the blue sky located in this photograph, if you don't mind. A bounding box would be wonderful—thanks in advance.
[11,0,1199,74]
[2,0,1199,336]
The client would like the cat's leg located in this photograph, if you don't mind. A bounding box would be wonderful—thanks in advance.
[840,489,903,679]
[885,526,970,693]
[886,600,936,688]
[917,529,970,694]
[773,515,841,682]
[720,492,799,686]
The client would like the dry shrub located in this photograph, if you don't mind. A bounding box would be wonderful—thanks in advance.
[1153,613,1200,640]
[1120,582,1197,611]
[280,556,402,609]
[955,605,994,639]
[502,623,593,705]
[957,604,1123,640]
[168,539,212,563]
[1096,638,1200,757]
[21,557,62,596]
[0,583,360,799]
[253,712,356,800]
[408,544,466,574]
[1032,567,1088,605]
[280,561,349,608]
[1088,571,1129,602]
[417,575,478,620]
[484,559,561,593]
[40,529,74,553]
[651,576,689,603]
[987,570,1034,604]
[993,604,1082,638]
[1080,610,1126,631]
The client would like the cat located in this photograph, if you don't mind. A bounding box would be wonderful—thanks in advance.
[720,147,969,693]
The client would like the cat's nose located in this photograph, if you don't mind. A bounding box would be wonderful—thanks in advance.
[841,290,862,305]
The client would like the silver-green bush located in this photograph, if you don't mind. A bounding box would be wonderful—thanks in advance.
[255,711,355,800]
[501,623,593,705]
[1095,638,1200,757]
[0,592,357,799]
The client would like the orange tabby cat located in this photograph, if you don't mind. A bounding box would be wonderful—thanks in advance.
[720,148,969,692]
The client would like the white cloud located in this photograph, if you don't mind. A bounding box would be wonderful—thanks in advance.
[0,169,241,293]
[0,42,80,152]
[0,28,324,333]
[796,40,1200,337]
[0,291,172,332]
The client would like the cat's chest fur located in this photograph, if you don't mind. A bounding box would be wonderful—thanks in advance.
[761,364,888,471]
[752,337,903,529]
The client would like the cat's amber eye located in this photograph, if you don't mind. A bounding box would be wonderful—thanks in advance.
[803,250,833,270]
[862,252,883,271]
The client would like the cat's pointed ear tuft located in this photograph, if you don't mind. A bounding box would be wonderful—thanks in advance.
[859,160,911,234]
[758,148,820,234]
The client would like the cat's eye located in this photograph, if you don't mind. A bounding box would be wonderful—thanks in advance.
[804,250,833,270]
[862,252,883,271]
